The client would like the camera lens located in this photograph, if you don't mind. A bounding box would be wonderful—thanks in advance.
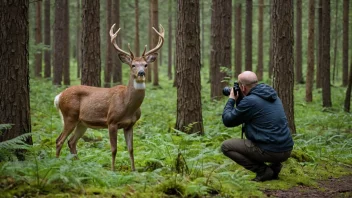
[222,87,231,96]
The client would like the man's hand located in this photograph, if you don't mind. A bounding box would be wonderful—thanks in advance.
[229,88,239,101]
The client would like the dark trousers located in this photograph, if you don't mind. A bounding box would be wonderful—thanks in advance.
[221,138,291,173]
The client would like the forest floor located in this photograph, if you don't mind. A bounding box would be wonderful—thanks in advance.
[263,174,352,198]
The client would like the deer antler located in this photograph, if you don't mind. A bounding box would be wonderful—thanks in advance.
[142,24,165,57]
[110,23,134,58]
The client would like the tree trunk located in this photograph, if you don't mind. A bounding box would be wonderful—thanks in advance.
[316,0,322,88]
[173,11,178,87]
[53,0,65,85]
[332,0,338,84]
[272,0,296,134]
[256,0,264,81]
[81,0,101,87]
[151,0,159,86]
[201,0,204,67]
[44,0,51,78]
[104,0,112,88]
[321,0,332,107]
[295,0,303,83]
[305,0,315,102]
[167,0,173,80]
[245,0,252,71]
[62,0,70,85]
[342,0,349,86]
[176,0,204,135]
[112,0,122,85]
[210,0,232,99]
[344,54,352,112]
[147,0,152,83]
[268,0,273,79]
[35,0,42,78]
[0,0,33,157]
[134,0,140,57]
[235,4,242,77]
[76,0,81,78]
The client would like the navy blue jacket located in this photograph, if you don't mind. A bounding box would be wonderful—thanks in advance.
[222,83,294,152]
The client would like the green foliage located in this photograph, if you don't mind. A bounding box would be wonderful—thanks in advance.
[1,66,352,197]
[0,133,32,161]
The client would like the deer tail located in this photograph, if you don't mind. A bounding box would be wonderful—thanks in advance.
[54,93,64,124]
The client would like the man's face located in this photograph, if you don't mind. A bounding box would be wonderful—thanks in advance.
[238,81,247,96]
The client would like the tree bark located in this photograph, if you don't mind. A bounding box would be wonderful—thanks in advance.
[245,0,253,71]
[268,0,273,78]
[272,0,296,134]
[316,0,322,88]
[332,0,338,84]
[0,0,33,156]
[35,0,42,78]
[235,4,242,77]
[104,0,112,88]
[44,0,51,78]
[344,54,352,112]
[342,0,349,86]
[210,0,232,99]
[81,0,101,87]
[76,0,81,78]
[62,0,70,85]
[295,0,303,83]
[167,0,173,80]
[305,0,315,102]
[134,0,140,57]
[112,0,122,85]
[256,0,264,81]
[151,0,159,86]
[147,0,153,83]
[53,0,65,85]
[176,0,204,134]
[321,0,332,107]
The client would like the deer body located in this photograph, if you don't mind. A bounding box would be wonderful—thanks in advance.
[55,24,164,171]
[56,83,144,129]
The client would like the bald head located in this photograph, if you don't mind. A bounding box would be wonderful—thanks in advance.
[238,71,258,86]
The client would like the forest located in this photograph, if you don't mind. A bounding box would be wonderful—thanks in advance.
[0,0,352,197]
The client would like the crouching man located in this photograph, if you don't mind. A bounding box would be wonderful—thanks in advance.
[221,71,294,182]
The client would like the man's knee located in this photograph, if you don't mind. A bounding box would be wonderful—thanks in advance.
[220,141,228,154]
[221,138,241,154]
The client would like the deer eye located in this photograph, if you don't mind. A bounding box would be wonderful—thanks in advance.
[144,64,148,68]
[131,64,136,68]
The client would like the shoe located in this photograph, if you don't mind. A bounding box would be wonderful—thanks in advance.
[269,163,283,180]
[251,166,273,182]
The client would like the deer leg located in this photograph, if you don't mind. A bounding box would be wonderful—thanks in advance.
[56,119,78,158]
[67,122,87,157]
[108,124,118,171]
[124,127,135,171]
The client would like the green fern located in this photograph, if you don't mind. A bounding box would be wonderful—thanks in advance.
[0,133,32,161]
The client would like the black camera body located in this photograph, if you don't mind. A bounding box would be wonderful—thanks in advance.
[222,82,241,96]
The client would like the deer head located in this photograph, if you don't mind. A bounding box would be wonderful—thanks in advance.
[109,24,164,89]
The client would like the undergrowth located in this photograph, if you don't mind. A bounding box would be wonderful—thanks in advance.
[0,66,351,197]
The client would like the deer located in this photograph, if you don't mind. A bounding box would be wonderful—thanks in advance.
[54,23,164,171]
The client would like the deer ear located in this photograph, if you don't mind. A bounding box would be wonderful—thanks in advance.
[145,53,158,63]
[118,54,132,65]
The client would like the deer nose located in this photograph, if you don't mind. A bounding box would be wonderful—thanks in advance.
[138,70,145,77]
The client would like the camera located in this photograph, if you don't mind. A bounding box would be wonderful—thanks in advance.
[222,82,241,96]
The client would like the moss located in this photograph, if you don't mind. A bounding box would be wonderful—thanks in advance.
[290,149,314,162]
[156,180,186,197]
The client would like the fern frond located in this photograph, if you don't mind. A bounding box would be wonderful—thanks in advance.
[0,124,13,136]
[0,133,32,150]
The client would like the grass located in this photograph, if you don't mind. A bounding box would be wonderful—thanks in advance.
[0,64,351,197]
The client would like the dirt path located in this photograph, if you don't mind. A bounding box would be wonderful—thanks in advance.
[264,175,352,198]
